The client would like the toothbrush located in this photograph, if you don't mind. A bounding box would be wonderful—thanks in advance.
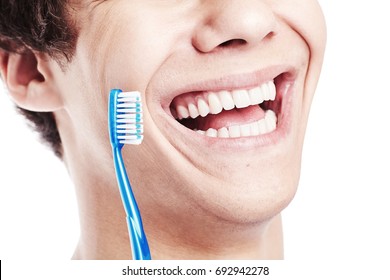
[108,89,151,260]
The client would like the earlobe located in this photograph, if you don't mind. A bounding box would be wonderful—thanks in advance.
[0,49,63,112]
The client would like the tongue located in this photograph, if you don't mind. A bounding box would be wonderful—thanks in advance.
[197,105,265,131]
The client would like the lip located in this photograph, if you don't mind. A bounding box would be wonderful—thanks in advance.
[154,65,298,152]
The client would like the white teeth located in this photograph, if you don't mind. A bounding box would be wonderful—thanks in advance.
[174,80,276,120]
[197,98,210,117]
[266,109,276,120]
[240,123,251,137]
[260,83,270,101]
[265,110,277,132]
[177,105,189,119]
[219,90,235,110]
[258,119,267,134]
[188,103,199,118]
[206,128,218,137]
[232,89,251,109]
[249,122,259,135]
[208,92,223,114]
[268,81,276,101]
[217,127,229,138]
[248,87,264,105]
[173,81,279,138]
[228,125,241,138]
[195,109,277,138]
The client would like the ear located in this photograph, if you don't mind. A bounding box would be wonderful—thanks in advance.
[0,49,63,112]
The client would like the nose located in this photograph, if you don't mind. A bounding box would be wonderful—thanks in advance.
[192,0,277,53]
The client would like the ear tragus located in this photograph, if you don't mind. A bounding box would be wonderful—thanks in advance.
[0,49,63,112]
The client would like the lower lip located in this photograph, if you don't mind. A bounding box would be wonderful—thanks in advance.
[160,77,295,152]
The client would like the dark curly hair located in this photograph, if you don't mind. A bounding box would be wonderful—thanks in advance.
[0,0,78,157]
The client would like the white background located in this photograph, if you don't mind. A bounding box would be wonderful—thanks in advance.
[1,0,389,278]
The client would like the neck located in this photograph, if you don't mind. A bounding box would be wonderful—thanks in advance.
[147,214,284,260]
[72,183,284,260]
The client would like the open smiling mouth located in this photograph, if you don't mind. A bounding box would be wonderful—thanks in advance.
[169,75,284,139]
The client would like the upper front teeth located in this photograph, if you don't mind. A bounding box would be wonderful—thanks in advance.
[174,80,276,120]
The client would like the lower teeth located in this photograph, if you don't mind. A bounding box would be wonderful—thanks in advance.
[195,110,277,138]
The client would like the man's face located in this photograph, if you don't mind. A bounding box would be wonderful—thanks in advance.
[56,0,326,228]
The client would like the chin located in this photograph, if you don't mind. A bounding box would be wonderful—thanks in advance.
[195,159,301,225]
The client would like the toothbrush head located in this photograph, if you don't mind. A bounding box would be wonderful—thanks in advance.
[109,89,143,147]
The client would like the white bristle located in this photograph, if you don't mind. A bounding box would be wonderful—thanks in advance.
[117,114,141,119]
[117,103,140,108]
[117,108,142,113]
[117,128,142,134]
[118,91,141,98]
[117,124,141,129]
[114,91,143,145]
[118,134,142,140]
[120,139,143,145]
[117,119,141,124]
[118,97,140,103]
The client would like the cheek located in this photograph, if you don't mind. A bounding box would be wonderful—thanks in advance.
[273,0,326,121]
[58,4,195,186]
[60,11,175,156]
[273,0,326,58]
[77,5,189,96]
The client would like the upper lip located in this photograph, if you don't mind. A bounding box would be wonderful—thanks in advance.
[158,64,297,116]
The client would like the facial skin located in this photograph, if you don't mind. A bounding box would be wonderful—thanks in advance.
[1,0,326,259]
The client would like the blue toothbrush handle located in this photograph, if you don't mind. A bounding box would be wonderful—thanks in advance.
[113,146,151,260]
[126,216,151,260]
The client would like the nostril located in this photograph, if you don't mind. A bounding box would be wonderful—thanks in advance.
[218,39,247,48]
[264,31,275,40]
